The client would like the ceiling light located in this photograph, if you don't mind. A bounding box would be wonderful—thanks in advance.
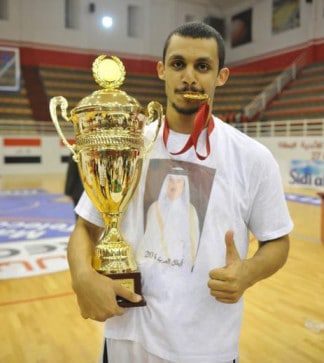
[102,16,113,28]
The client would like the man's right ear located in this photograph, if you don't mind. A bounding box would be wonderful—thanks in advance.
[157,61,165,81]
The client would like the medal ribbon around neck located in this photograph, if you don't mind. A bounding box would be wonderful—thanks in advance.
[163,103,214,161]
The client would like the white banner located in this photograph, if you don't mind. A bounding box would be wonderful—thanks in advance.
[256,137,324,190]
[0,237,69,279]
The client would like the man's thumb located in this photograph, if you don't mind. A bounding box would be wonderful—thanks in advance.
[225,230,240,265]
[113,281,142,303]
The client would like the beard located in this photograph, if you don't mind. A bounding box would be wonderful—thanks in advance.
[171,102,199,115]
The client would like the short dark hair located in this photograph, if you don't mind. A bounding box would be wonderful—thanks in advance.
[162,22,225,70]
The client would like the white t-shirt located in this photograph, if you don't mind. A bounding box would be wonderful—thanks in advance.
[75,116,293,363]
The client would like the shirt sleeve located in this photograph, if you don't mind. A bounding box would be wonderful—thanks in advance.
[75,192,105,228]
[247,149,293,242]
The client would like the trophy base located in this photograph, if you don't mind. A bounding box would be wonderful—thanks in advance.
[107,272,146,308]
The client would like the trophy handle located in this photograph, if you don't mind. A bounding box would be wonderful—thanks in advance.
[144,101,163,155]
[49,96,79,161]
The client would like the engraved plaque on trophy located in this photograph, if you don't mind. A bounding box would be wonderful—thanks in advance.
[49,55,163,307]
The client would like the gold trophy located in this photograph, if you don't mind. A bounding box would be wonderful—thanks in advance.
[50,55,163,307]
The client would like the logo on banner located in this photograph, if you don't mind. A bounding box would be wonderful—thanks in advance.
[289,160,324,187]
[0,237,69,279]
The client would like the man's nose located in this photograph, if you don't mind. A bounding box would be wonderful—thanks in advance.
[182,66,197,84]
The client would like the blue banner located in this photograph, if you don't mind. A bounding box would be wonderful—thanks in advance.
[0,189,75,243]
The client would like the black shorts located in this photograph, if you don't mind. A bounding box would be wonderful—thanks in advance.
[102,339,238,363]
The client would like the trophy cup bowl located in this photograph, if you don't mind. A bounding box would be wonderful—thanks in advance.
[50,55,163,307]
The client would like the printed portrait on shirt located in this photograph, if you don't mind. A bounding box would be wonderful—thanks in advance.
[136,159,215,272]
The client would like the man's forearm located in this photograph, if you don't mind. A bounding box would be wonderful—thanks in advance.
[67,218,102,281]
[244,235,290,288]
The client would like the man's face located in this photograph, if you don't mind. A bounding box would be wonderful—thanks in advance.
[166,176,185,201]
[157,35,229,115]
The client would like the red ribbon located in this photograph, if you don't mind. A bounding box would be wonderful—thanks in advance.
[163,103,214,161]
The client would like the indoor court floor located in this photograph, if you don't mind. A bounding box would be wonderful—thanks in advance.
[0,173,323,363]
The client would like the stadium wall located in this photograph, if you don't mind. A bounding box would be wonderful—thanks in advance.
[0,0,323,69]
[0,38,321,75]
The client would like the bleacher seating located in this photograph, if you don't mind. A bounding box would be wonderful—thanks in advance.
[261,62,324,121]
[4,62,317,124]
[0,77,33,120]
[215,71,279,122]
[40,65,279,123]
[40,65,166,112]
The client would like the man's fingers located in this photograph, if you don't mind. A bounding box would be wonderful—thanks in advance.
[80,306,123,321]
[113,280,143,304]
[77,293,124,321]
[80,310,89,319]
[77,298,90,319]
[210,290,240,304]
[215,297,237,304]
[209,268,235,281]
[208,278,234,292]
[210,289,236,298]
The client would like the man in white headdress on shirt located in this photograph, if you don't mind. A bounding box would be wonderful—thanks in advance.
[137,167,200,271]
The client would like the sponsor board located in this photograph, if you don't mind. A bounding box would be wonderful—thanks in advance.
[0,237,69,279]
[289,160,324,188]
[0,221,74,242]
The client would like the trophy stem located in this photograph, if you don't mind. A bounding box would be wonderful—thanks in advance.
[94,218,146,307]
[93,213,138,275]
[102,213,120,230]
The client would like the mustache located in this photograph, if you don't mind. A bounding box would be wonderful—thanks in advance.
[175,85,205,94]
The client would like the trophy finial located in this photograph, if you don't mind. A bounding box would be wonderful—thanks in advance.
[92,55,126,90]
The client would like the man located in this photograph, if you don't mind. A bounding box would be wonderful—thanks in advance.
[69,22,293,363]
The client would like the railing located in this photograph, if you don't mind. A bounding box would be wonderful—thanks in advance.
[0,118,323,138]
[243,51,310,120]
[235,118,323,137]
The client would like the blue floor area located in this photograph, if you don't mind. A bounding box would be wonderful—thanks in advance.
[0,189,319,279]
[0,189,319,245]
[285,193,320,206]
[0,189,75,243]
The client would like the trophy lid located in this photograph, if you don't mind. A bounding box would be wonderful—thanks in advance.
[71,55,141,114]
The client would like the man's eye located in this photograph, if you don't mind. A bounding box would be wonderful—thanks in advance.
[171,61,184,70]
[197,63,210,72]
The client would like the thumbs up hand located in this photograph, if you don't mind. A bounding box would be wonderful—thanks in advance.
[208,230,250,304]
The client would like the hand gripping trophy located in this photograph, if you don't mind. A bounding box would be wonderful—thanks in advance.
[50,55,163,307]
